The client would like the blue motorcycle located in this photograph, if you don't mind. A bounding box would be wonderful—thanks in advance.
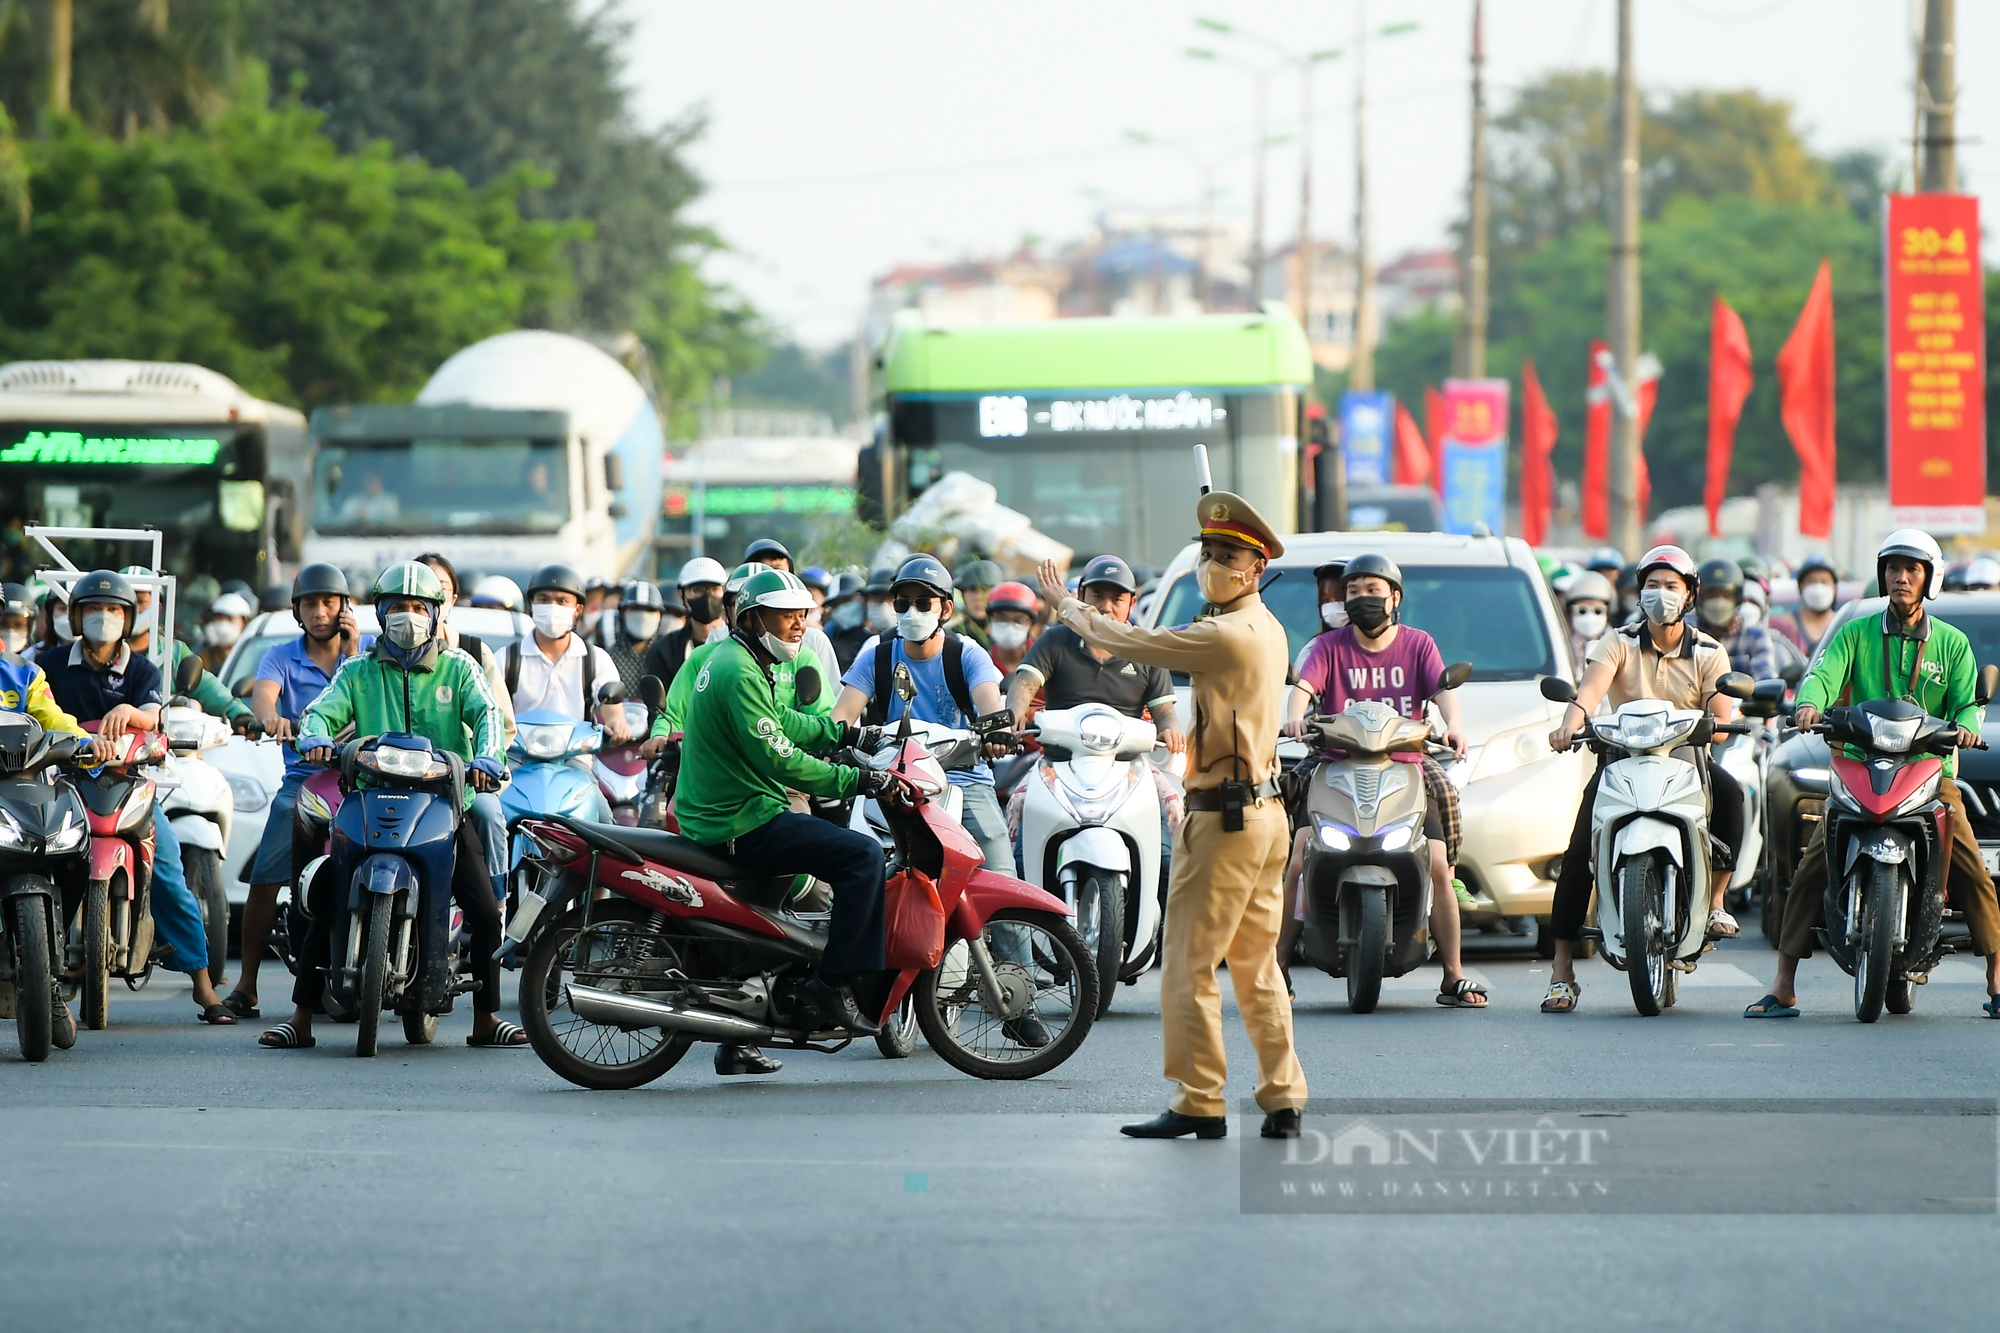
[325,734,469,1057]
[500,709,610,886]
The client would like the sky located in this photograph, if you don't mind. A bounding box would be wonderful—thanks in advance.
[625,0,1999,347]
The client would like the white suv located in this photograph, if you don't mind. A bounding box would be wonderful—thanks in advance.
[1142,529,1589,935]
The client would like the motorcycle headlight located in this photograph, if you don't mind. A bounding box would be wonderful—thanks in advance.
[1378,816,1420,853]
[1078,712,1122,752]
[1790,767,1830,788]
[518,723,571,761]
[0,811,28,849]
[372,745,435,779]
[1865,714,1920,754]
[227,772,266,812]
[45,814,85,853]
[1615,714,1671,750]
[164,713,207,750]
[1314,817,1355,852]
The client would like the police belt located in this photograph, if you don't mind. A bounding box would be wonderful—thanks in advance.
[1184,780,1282,811]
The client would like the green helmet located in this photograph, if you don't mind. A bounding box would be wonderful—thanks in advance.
[738,568,815,613]
[371,560,448,606]
[725,561,770,595]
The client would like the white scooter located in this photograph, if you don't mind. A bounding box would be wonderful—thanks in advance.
[1714,726,1766,912]
[1018,703,1163,1018]
[160,698,237,981]
[1542,673,1755,1015]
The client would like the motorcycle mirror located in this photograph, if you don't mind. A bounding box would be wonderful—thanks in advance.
[794,664,822,708]
[1716,672,1755,701]
[638,674,667,712]
[231,675,255,700]
[1751,678,1789,704]
[893,662,917,704]
[1780,658,1806,689]
[598,681,628,704]
[1439,661,1473,692]
[1977,664,2000,707]
[174,652,204,696]
[1538,675,1578,705]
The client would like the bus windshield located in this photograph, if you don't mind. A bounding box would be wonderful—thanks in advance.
[313,437,569,535]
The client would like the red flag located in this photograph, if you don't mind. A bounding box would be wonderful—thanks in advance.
[1518,358,1558,546]
[1777,259,1837,539]
[1581,340,1610,540]
[1424,386,1446,494]
[1704,298,1754,537]
[1392,402,1432,486]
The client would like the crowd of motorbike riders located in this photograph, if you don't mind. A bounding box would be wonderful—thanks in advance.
[3,518,1998,1067]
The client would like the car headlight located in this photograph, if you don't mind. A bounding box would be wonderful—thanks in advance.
[227,772,267,812]
[46,815,85,853]
[1469,726,1558,785]
[1315,817,1354,852]
[518,723,571,761]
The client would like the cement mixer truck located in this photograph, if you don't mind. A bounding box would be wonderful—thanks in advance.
[302,331,665,581]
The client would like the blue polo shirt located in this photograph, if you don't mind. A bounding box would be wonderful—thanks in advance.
[258,635,372,777]
[37,641,166,725]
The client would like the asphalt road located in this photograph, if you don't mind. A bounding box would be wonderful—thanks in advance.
[3,923,1996,1332]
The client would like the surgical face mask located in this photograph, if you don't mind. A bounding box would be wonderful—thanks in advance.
[131,604,156,636]
[1739,602,1764,629]
[532,603,576,639]
[51,613,72,642]
[759,630,801,662]
[1639,587,1685,625]
[81,610,124,645]
[659,614,684,637]
[0,628,25,653]
[1319,600,1348,631]
[1344,595,1393,636]
[580,607,602,635]
[830,601,863,631]
[898,607,939,642]
[1801,581,1835,613]
[866,601,897,633]
[990,621,1029,651]
[384,610,432,649]
[1570,607,1608,640]
[202,619,241,648]
[622,610,662,642]
[1698,596,1737,628]
[1196,555,1254,605]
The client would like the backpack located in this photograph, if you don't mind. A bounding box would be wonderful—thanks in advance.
[505,637,597,709]
[864,632,975,728]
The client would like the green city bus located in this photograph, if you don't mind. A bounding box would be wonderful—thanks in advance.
[864,304,1314,568]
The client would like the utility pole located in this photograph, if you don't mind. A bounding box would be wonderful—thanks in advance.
[44,0,73,126]
[1249,70,1270,305]
[1350,0,1376,392]
[1456,0,1490,379]
[1294,59,1315,337]
[1919,0,1957,191]
[1605,0,1643,557]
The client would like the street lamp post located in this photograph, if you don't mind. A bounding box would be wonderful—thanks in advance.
[1186,41,1284,308]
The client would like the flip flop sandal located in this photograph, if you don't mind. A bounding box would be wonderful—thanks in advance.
[220,990,260,1019]
[258,1021,315,1048]
[197,1002,239,1026]
[1539,980,1580,1014]
[1438,978,1489,1008]
[467,1020,528,1048]
[1744,994,1800,1018]
[1706,909,1742,940]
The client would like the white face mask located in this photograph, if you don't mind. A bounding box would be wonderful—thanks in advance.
[1,628,25,653]
[1320,600,1348,631]
[1801,582,1835,613]
[898,607,939,642]
[1739,602,1764,629]
[1640,587,1685,625]
[1570,607,1608,640]
[759,631,801,662]
[865,602,896,634]
[202,619,241,648]
[580,607,602,635]
[130,605,156,636]
[1699,596,1737,627]
[81,610,124,645]
[51,613,72,642]
[659,614,684,637]
[532,603,576,639]
[990,621,1029,651]
[622,610,661,642]
[830,601,863,631]
[384,610,431,649]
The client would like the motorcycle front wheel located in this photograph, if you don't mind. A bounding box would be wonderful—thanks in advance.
[1346,889,1388,1014]
[81,885,110,1031]
[185,846,228,982]
[1620,856,1669,1017]
[1854,860,1897,1024]
[914,909,1096,1080]
[1077,872,1124,1020]
[519,903,695,1090]
[10,897,52,1062]
[873,990,920,1059]
[355,895,392,1058]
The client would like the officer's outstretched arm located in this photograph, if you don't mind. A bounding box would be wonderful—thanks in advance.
[1055,602,1228,672]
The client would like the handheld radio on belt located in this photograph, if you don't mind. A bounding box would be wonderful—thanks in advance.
[1189,442,1253,832]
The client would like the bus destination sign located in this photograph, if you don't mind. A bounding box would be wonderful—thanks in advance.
[0,429,224,467]
[976,391,1225,439]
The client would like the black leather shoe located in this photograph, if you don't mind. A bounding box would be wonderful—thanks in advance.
[714,1043,783,1076]
[1260,1108,1302,1139]
[797,975,881,1036]
[1002,1010,1051,1048]
[1121,1110,1227,1140]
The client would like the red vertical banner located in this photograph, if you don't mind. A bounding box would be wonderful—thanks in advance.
[1884,194,1986,533]
[1705,298,1755,538]
[1777,258,1838,540]
[1392,402,1432,486]
[1518,359,1558,546]
[1424,386,1446,495]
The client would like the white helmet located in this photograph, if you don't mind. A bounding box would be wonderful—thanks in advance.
[469,574,524,611]
[1876,528,1944,600]
[1963,557,2000,591]
[206,592,254,619]
[678,556,728,590]
[1564,570,1615,608]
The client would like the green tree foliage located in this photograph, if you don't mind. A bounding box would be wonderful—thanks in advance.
[733,341,854,423]
[0,83,575,405]
[0,0,255,136]
[260,0,762,422]
[1385,73,1899,512]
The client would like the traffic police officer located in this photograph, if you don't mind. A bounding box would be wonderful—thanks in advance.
[1035,491,1305,1140]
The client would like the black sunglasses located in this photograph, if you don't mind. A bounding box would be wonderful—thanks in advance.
[892,595,941,613]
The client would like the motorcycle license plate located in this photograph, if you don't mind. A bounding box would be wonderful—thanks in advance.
[1982,845,2000,874]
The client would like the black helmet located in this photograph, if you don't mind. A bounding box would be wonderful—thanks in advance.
[1078,554,1138,595]
[259,584,289,613]
[1,582,30,618]
[1616,561,1640,593]
[955,558,1004,591]
[893,554,954,599]
[1341,553,1403,596]
[70,569,137,613]
[864,567,897,596]
[526,563,587,601]
[1795,553,1837,581]
[220,578,256,603]
[1312,560,1347,586]
[291,562,351,605]
[1696,557,1743,603]
[828,571,865,603]
[621,579,665,611]
[743,538,792,568]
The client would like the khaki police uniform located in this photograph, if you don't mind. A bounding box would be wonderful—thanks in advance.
[1052,492,1305,1119]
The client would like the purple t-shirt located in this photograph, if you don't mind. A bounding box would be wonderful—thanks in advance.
[1296,625,1446,719]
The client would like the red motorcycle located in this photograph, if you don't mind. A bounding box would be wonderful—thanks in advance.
[71,725,169,1029]
[511,703,1098,1087]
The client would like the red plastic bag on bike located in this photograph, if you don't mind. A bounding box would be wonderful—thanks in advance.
[883,867,947,970]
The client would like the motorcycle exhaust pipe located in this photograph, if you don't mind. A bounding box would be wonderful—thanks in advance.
[565,983,777,1042]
